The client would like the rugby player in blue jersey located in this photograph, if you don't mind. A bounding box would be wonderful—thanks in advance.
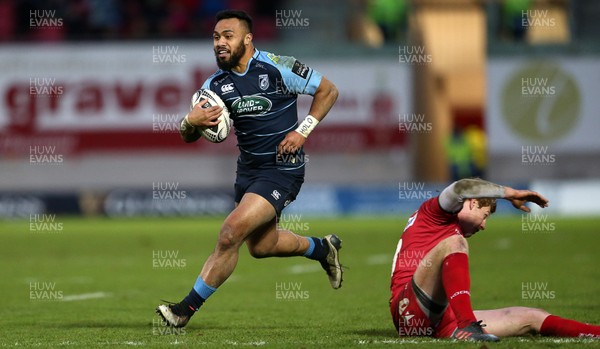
[157,10,340,328]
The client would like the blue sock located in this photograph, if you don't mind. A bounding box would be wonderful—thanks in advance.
[303,237,328,261]
[182,276,217,311]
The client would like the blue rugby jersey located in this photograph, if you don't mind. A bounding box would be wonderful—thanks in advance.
[200,49,322,170]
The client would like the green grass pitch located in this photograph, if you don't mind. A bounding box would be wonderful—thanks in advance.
[1,215,599,348]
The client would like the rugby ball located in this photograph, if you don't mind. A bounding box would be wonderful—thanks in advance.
[190,89,231,143]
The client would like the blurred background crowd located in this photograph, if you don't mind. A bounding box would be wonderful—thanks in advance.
[3,0,596,45]
[1,0,599,217]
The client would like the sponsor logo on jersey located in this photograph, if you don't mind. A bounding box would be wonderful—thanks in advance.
[259,74,269,90]
[292,60,309,78]
[221,83,234,94]
[267,53,280,64]
[231,96,272,116]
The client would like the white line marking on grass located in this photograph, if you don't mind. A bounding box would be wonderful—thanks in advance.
[495,238,512,250]
[122,341,144,346]
[358,337,599,345]
[289,264,321,274]
[357,339,443,345]
[224,340,266,346]
[61,292,112,302]
[366,254,392,265]
[515,337,598,344]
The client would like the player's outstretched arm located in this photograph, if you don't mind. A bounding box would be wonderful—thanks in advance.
[439,178,549,213]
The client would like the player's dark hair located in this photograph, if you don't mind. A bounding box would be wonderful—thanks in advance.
[215,10,253,33]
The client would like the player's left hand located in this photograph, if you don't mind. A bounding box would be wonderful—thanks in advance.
[505,188,549,212]
[278,131,306,154]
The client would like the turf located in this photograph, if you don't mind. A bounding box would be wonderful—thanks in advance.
[1,215,599,348]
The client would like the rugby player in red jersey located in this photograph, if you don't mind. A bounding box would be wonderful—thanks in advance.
[390,178,600,341]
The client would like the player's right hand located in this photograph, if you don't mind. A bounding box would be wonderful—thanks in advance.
[187,99,222,129]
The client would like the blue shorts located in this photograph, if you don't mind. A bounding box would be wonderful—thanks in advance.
[234,166,304,217]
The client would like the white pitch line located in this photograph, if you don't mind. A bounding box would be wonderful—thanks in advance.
[122,341,144,346]
[288,264,321,274]
[366,254,392,265]
[224,340,266,346]
[357,337,598,345]
[61,292,112,302]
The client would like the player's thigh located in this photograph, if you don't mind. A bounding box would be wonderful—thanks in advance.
[474,307,549,337]
[245,214,278,252]
[220,192,277,245]
[413,234,468,303]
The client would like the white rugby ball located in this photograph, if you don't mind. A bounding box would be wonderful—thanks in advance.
[190,89,231,143]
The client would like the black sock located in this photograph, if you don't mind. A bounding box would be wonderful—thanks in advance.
[180,288,204,316]
[303,237,330,261]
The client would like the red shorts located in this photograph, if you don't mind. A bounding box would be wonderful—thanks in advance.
[390,281,457,338]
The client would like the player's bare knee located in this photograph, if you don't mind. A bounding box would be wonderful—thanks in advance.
[523,307,550,332]
[441,234,469,256]
[503,306,549,333]
[216,223,244,251]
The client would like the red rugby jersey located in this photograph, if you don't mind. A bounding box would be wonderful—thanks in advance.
[390,196,464,296]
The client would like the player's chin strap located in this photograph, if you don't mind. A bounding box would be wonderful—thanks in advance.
[295,115,319,138]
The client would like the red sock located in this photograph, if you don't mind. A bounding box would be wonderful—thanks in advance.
[441,252,477,328]
[541,315,600,338]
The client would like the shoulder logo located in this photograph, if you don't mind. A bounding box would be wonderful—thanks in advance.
[291,60,309,79]
[258,74,269,90]
[221,83,234,94]
[267,53,280,64]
